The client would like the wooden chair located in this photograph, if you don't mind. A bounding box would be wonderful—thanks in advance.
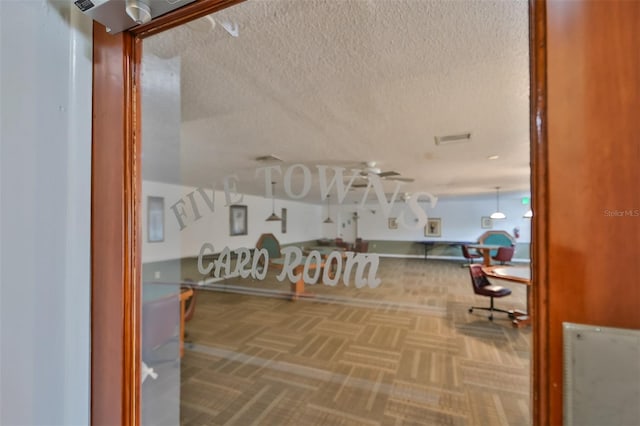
[181,279,197,323]
[256,233,283,268]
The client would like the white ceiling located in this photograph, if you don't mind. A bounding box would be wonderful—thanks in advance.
[142,0,530,204]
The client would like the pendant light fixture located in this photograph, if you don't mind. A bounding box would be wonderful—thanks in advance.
[323,195,334,224]
[265,181,281,222]
[490,186,506,219]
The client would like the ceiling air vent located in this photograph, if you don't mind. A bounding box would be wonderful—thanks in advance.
[434,132,472,146]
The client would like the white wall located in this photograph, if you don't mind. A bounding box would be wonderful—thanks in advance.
[142,181,324,263]
[142,181,531,264]
[0,2,92,425]
[329,192,532,243]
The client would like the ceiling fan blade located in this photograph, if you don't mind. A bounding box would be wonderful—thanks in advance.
[378,171,400,178]
[385,177,415,182]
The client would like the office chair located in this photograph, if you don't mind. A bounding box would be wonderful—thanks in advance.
[492,246,515,265]
[468,264,512,321]
[461,245,482,266]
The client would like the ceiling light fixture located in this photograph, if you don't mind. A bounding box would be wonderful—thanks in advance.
[490,186,507,219]
[265,181,281,222]
[487,155,499,160]
[523,209,533,218]
[323,195,334,224]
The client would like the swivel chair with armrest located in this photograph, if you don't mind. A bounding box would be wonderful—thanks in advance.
[468,264,512,321]
[461,245,482,267]
[492,246,515,265]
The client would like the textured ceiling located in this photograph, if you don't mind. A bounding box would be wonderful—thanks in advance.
[142,0,530,203]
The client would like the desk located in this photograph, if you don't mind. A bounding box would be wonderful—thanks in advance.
[467,244,503,266]
[270,256,324,300]
[482,265,531,327]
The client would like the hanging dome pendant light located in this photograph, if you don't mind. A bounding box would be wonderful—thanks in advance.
[490,186,507,219]
[323,195,334,224]
[265,181,282,222]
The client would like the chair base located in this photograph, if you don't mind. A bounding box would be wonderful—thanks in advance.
[468,305,513,321]
[468,296,513,321]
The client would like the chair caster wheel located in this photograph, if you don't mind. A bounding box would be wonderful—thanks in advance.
[468,308,473,313]
[489,316,494,321]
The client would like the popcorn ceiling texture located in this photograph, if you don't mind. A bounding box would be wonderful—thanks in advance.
[143,0,529,200]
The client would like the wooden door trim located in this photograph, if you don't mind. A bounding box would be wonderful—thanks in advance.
[529,1,549,424]
[91,25,139,426]
[91,1,548,424]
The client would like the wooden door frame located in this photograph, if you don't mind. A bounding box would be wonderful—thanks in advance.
[91,1,548,424]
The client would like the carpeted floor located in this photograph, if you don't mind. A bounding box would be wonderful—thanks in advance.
[178,258,531,425]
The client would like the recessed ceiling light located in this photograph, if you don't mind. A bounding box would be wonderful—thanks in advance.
[487,155,499,160]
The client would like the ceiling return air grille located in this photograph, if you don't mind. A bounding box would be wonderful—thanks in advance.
[434,132,472,146]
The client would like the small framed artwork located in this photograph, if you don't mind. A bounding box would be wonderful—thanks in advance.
[147,196,164,242]
[281,208,287,234]
[388,217,398,230]
[481,216,493,229]
[425,218,442,237]
[229,205,248,236]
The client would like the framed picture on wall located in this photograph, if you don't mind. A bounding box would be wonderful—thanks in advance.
[388,217,398,230]
[425,218,442,237]
[481,216,493,229]
[147,196,164,242]
[281,208,287,233]
[229,205,248,236]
